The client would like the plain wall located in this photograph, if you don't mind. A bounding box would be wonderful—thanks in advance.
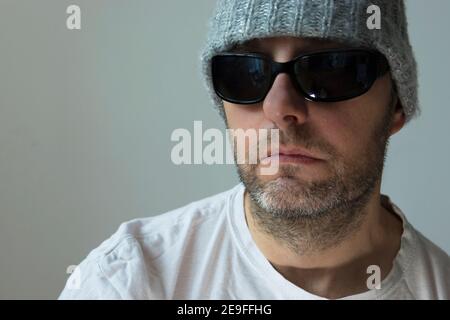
[0,0,448,299]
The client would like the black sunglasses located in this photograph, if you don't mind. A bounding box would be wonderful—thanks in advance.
[211,48,390,104]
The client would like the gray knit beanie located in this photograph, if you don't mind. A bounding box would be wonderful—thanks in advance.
[199,0,420,124]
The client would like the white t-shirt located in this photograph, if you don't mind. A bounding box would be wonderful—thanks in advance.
[59,183,450,300]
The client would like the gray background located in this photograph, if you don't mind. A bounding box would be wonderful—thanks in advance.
[0,0,448,299]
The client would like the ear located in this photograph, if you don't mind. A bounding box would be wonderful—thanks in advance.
[389,99,406,136]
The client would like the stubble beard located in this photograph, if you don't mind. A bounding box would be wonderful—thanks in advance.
[235,105,394,255]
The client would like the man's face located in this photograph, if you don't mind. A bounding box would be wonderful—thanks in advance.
[224,36,405,217]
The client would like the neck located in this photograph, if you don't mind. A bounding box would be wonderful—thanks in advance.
[243,182,403,298]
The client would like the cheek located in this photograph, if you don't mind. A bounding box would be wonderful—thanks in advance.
[224,102,262,129]
[313,74,392,154]
[313,101,378,162]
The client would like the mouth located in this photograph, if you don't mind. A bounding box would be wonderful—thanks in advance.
[260,145,324,165]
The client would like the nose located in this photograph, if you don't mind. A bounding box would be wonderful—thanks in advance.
[262,73,309,131]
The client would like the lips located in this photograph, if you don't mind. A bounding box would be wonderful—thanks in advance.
[269,146,322,160]
[259,146,324,167]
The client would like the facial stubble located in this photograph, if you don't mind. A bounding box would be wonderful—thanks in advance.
[234,95,396,255]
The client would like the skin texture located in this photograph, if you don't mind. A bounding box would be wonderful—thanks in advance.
[222,36,406,299]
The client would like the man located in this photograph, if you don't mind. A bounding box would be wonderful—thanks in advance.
[59,0,450,299]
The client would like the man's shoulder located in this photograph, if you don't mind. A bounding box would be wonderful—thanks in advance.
[384,195,449,280]
[59,184,243,299]
[84,183,242,263]
[412,227,450,270]
[403,223,450,299]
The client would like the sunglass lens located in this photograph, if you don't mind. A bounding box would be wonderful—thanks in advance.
[212,55,272,103]
[294,51,377,101]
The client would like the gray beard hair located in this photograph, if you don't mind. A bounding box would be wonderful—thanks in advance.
[235,94,395,255]
[239,162,382,255]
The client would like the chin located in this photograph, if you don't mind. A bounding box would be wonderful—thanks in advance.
[257,176,309,200]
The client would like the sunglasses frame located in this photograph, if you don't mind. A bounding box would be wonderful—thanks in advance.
[211,47,390,104]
